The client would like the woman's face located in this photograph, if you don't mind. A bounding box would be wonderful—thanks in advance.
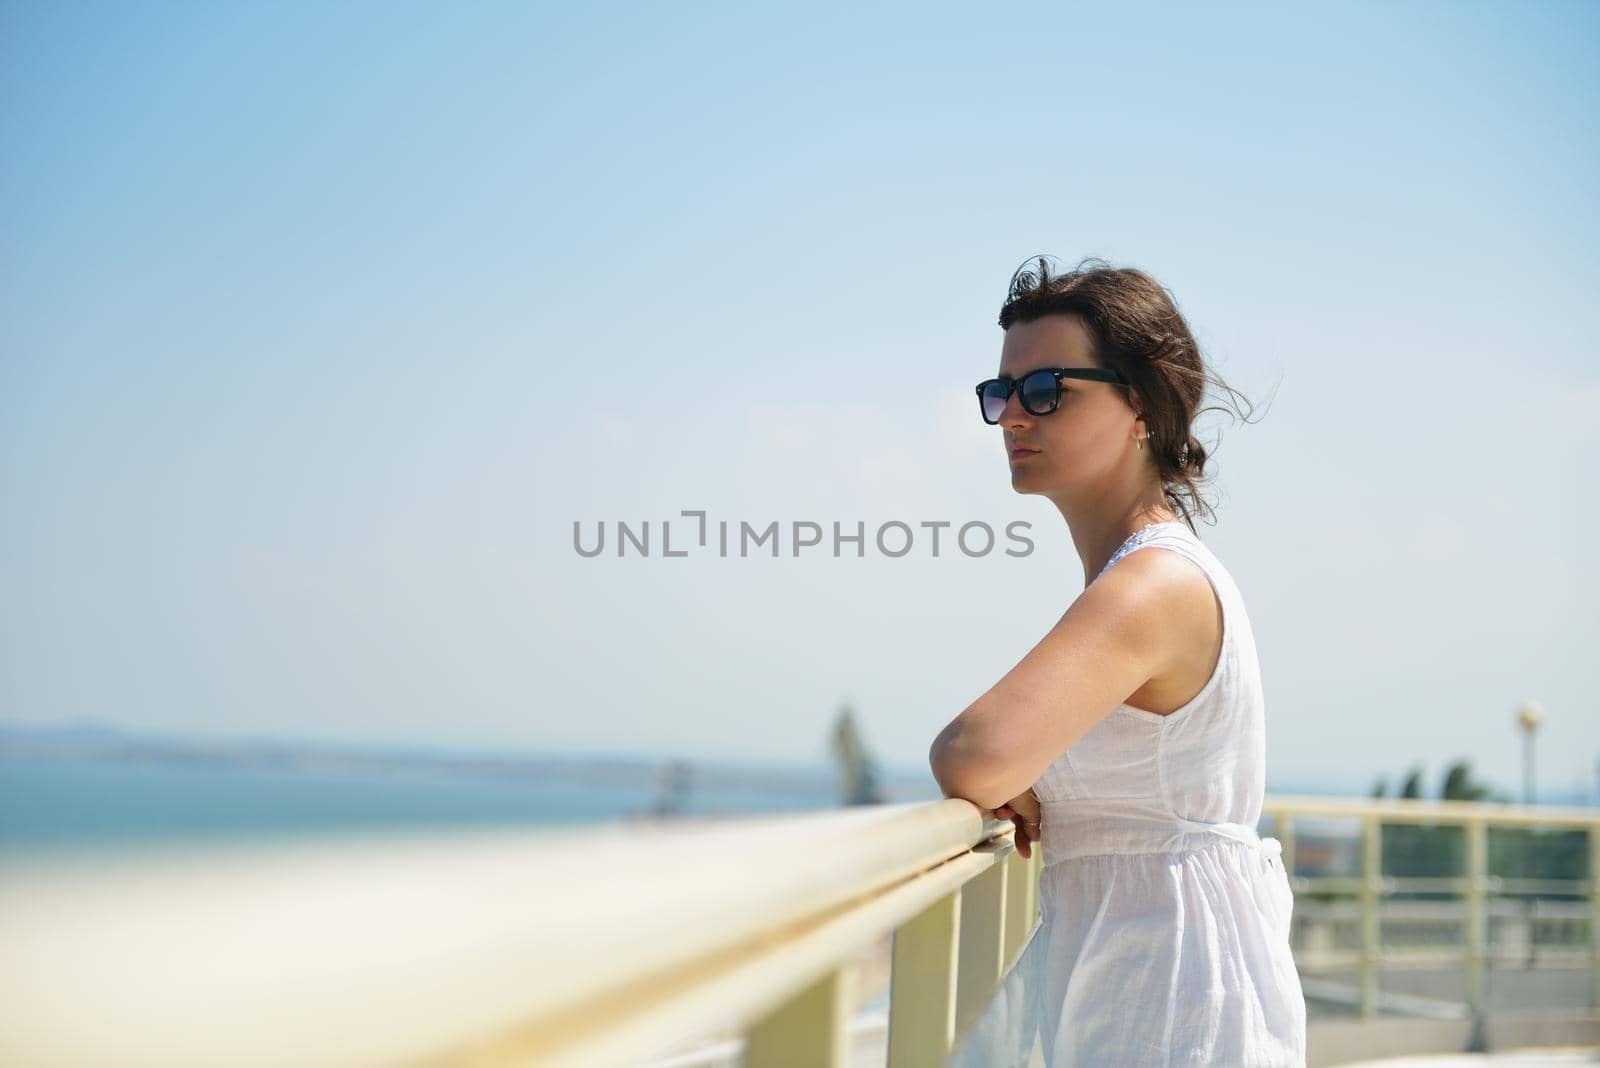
[995,313,1141,494]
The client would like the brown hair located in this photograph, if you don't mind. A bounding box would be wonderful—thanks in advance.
[997,254,1262,533]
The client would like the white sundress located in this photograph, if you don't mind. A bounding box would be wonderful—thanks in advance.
[944,521,1307,1068]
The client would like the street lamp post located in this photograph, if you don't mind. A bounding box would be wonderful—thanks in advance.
[1515,700,1543,806]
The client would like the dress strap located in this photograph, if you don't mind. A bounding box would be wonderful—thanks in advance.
[1095,521,1198,583]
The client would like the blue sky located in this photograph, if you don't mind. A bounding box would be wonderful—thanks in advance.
[3,1,1596,797]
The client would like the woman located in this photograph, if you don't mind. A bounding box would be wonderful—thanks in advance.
[929,256,1306,1066]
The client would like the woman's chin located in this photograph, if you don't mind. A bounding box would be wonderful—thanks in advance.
[1010,463,1067,494]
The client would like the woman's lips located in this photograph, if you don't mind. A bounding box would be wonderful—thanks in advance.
[1010,448,1040,461]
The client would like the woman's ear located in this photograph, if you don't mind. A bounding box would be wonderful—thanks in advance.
[1127,389,1146,428]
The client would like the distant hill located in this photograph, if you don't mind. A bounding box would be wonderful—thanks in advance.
[4,719,1589,807]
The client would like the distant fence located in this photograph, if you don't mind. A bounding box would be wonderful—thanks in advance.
[1262,794,1600,1019]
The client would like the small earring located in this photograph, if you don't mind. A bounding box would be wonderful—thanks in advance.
[1137,436,1145,451]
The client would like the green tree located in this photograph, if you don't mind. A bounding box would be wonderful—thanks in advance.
[1440,759,1491,801]
[1385,762,1461,885]
[829,701,886,805]
[1371,758,1586,891]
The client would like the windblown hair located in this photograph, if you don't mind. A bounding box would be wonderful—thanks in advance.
[997,254,1262,533]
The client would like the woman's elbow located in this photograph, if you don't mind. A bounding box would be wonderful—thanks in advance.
[929,734,1004,809]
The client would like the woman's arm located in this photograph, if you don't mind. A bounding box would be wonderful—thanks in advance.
[928,549,1189,810]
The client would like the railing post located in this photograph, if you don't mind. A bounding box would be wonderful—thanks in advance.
[1361,813,1382,1018]
[1034,847,1043,925]
[954,859,1008,1037]
[1003,848,1036,967]
[745,962,858,1068]
[888,891,960,1068]
[1465,819,1487,1016]
[1591,821,1600,1010]
[1276,810,1297,882]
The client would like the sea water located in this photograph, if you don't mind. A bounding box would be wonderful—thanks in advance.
[0,753,939,857]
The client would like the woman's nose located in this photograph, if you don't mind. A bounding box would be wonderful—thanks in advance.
[1001,390,1032,427]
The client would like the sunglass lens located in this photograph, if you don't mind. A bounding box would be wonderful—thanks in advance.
[980,381,1010,424]
[1020,371,1059,416]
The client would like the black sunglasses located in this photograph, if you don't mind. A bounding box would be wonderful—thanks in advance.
[975,367,1130,425]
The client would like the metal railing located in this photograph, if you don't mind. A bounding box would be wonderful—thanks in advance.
[0,799,1037,1068]
[2,794,1592,1066]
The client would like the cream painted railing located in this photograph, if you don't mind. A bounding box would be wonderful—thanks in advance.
[2,795,1593,1067]
[0,799,1038,1068]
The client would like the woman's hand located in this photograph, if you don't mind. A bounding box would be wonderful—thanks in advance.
[994,787,1042,859]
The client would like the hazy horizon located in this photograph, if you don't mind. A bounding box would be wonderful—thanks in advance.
[4,715,1588,804]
